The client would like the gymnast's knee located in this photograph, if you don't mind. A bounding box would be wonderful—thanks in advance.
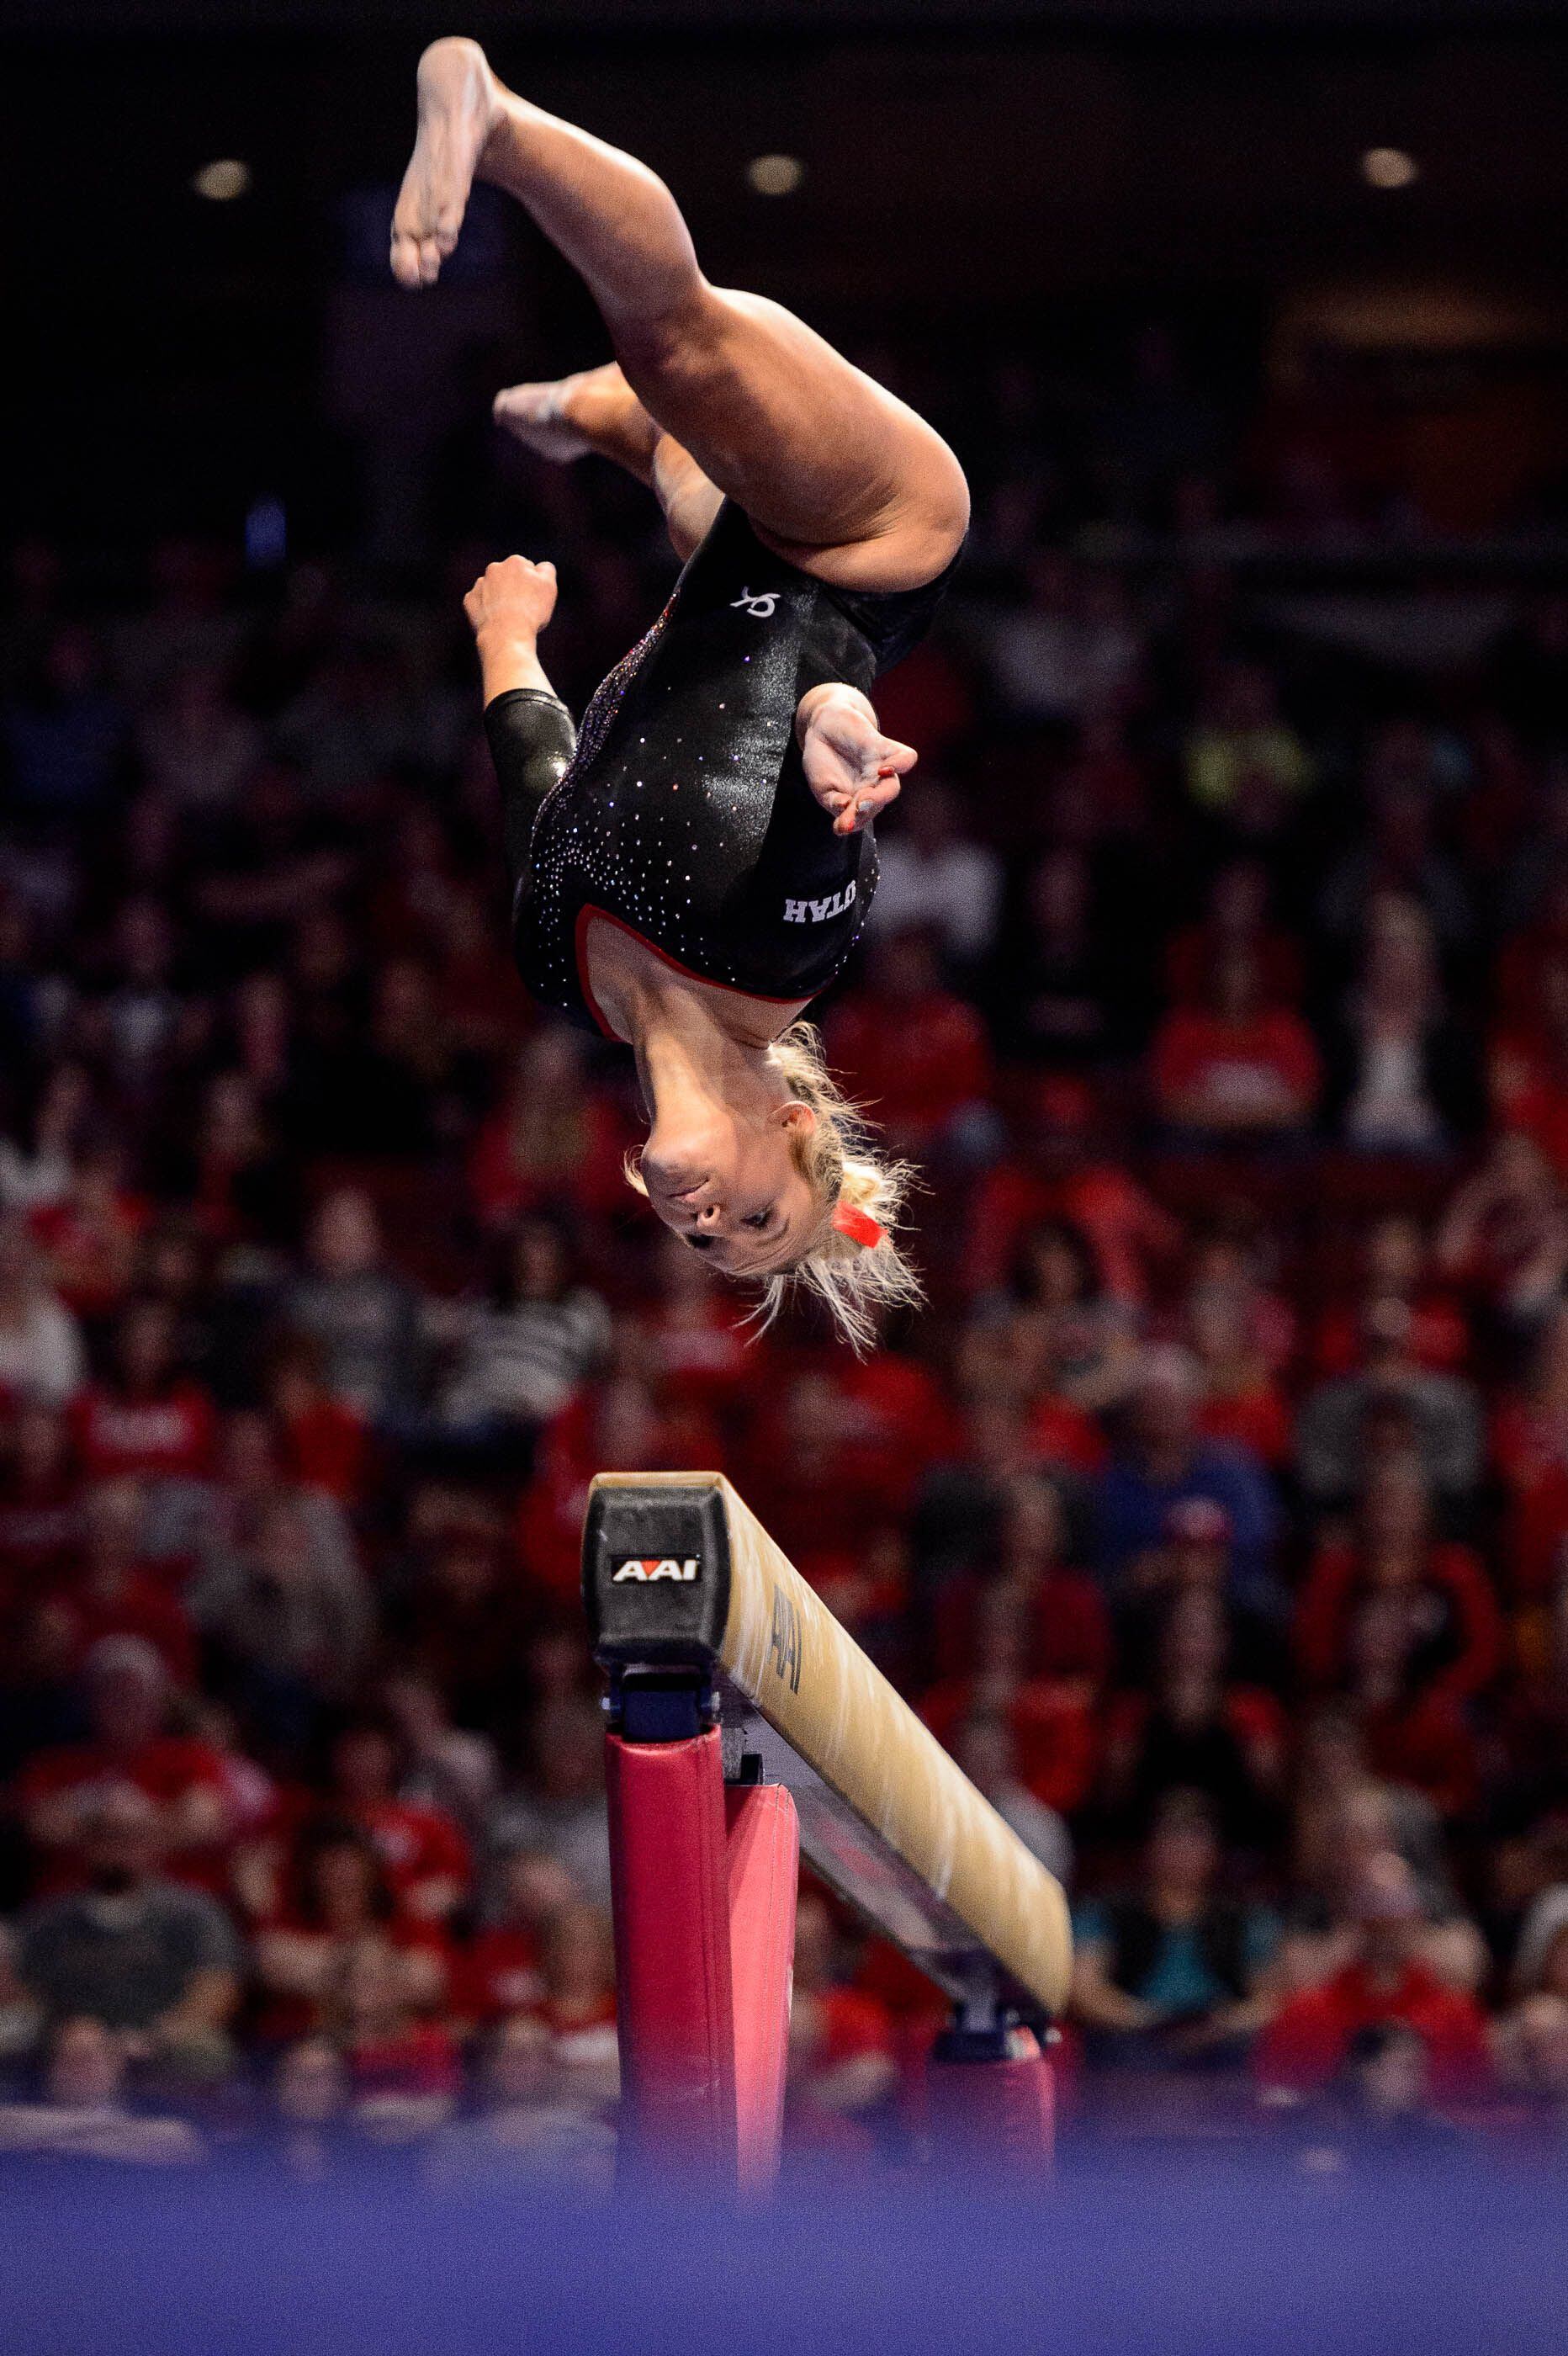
[609,278,723,373]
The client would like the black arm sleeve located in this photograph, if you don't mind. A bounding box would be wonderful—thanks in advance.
[483,688,578,894]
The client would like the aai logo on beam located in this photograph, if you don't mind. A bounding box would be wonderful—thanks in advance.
[612,1557,702,1583]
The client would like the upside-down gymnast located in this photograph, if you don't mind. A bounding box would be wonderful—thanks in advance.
[391,39,970,1348]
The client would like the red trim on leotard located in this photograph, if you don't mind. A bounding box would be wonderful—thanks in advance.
[573,904,808,1041]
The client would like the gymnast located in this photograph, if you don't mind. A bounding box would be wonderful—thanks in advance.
[392,40,969,1347]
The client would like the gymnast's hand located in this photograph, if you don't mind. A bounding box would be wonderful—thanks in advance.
[464,554,559,649]
[465,557,563,704]
[796,682,918,838]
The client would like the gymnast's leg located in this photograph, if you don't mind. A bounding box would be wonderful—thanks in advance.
[390,39,968,592]
[492,359,723,563]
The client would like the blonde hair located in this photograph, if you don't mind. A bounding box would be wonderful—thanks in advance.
[627,1021,922,1355]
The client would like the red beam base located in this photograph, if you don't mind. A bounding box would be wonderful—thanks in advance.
[606,1732,800,2194]
[925,2024,1056,2174]
[606,1729,737,2183]
[725,1781,799,2198]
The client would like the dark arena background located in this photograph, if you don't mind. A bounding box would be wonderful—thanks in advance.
[5,0,1568,2341]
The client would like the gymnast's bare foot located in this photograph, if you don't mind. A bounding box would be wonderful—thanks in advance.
[494,363,661,479]
[390,37,501,289]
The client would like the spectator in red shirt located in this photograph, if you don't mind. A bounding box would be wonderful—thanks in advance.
[830,1340,962,1512]
[454,1849,579,2030]
[1150,948,1321,1143]
[1255,1851,1491,2101]
[1312,1212,1469,1381]
[489,1902,622,2121]
[467,1026,631,1230]
[255,1820,448,2045]
[1280,1738,1483,2000]
[931,1472,1112,1691]
[262,1335,373,1507]
[826,927,993,1157]
[515,1352,720,1604]
[1186,1281,1292,1469]
[962,1076,1181,1308]
[330,1934,462,2133]
[53,1479,197,1686]
[315,1722,471,1926]
[1492,1304,1568,1600]
[1166,857,1304,1014]
[0,1403,81,1607]
[71,1297,217,1488]
[29,1145,146,1324]
[1336,1592,1484,1818]
[736,1367,916,1579]
[921,1578,1099,1817]
[1490,943,1568,1181]
[791,1525,912,1669]
[644,1232,752,1419]
[15,1634,233,1894]
[959,1216,1139,1425]
[1182,1212,1296,1374]
[1295,1461,1503,1706]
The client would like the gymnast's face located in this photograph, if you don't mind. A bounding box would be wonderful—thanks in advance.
[640,1100,819,1276]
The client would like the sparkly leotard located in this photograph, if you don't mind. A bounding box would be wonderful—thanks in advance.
[484,501,956,1036]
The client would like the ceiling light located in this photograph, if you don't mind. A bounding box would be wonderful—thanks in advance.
[1361,147,1418,191]
[746,155,804,199]
[193,158,252,204]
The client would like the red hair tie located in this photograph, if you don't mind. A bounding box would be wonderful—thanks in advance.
[833,1202,884,1250]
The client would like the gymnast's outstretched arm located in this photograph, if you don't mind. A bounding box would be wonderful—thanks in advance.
[464,555,576,890]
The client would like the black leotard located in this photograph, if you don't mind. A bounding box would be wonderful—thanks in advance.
[484,500,956,1036]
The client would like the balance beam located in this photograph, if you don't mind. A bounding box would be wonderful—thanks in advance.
[583,1472,1072,2182]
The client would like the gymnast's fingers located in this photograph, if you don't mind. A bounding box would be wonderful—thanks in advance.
[834,771,903,835]
[866,738,918,783]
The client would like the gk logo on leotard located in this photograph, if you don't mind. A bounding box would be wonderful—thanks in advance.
[729,586,779,619]
[783,881,856,925]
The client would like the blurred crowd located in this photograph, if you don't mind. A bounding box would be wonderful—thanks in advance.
[3,313,1568,2181]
